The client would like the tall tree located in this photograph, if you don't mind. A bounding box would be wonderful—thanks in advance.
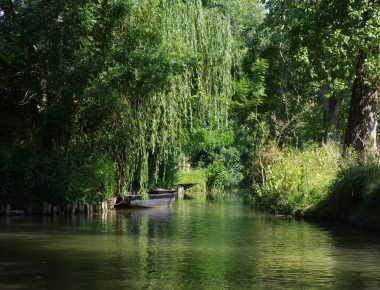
[263,0,379,150]
[342,0,380,152]
[0,0,236,201]
[263,0,329,145]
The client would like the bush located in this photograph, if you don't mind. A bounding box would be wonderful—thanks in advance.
[206,147,244,189]
[253,142,380,228]
[184,128,244,191]
[185,128,235,167]
[0,143,117,206]
[207,160,228,190]
[0,144,45,204]
[312,159,380,227]
[252,143,340,214]
[0,144,69,205]
[67,153,116,203]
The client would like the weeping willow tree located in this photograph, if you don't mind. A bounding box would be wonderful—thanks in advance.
[80,0,234,197]
[161,0,233,128]
[0,0,235,203]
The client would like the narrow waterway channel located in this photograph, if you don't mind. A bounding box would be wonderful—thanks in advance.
[1,195,380,289]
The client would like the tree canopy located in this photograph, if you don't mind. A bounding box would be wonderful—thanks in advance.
[0,0,379,205]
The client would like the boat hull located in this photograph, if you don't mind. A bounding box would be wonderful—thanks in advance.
[126,193,175,208]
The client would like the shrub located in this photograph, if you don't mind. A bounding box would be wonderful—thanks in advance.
[206,147,243,187]
[314,159,380,227]
[0,144,41,205]
[252,143,340,214]
[67,153,116,203]
[0,143,117,205]
[185,128,244,191]
[207,159,228,190]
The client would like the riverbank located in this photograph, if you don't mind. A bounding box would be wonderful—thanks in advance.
[299,163,380,229]
[0,199,115,216]
[251,143,380,230]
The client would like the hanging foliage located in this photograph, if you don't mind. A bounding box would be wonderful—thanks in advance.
[79,0,234,197]
[0,0,235,202]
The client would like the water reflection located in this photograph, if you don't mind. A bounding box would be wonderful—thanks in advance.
[0,198,380,289]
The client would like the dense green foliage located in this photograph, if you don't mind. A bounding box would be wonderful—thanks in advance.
[251,143,340,214]
[252,144,380,228]
[1,0,380,223]
[0,0,237,204]
[261,0,379,147]
[247,0,380,228]
[306,158,380,228]
[185,129,243,190]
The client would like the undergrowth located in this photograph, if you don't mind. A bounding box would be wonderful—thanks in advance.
[251,142,340,214]
[309,159,380,228]
[252,142,380,228]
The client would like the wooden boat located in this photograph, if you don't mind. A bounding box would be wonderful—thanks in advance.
[178,182,198,190]
[149,188,177,194]
[124,188,177,208]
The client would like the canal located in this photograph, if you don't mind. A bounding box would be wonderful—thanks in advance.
[1,196,380,289]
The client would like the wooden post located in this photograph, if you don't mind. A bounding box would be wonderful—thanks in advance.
[53,205,60,215]
[102,201,107,212]
[108,197,117,210]
[177,186,185,200]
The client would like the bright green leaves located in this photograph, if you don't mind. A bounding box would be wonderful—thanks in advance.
[161,0,234,130]
[79,0,236,194]
[0,0,261,200]
[231,59,268,123]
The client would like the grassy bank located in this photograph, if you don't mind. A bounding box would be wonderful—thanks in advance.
[304,161,380,228]
[251,143,340,214]
[251,143,380,229]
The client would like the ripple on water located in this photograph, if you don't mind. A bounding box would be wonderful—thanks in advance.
[0,197,380,289]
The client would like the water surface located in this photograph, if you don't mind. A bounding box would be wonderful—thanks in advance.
[1,196,380,289]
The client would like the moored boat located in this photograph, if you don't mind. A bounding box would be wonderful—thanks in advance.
[149,188,177,194]
[126,192,175,208]
[120,188,177,208]
[178,182,198,190]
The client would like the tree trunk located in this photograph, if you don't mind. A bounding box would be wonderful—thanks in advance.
[344,51,378,153]
[321,86,342,143]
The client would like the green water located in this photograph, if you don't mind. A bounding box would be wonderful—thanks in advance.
[1,197,380,289]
